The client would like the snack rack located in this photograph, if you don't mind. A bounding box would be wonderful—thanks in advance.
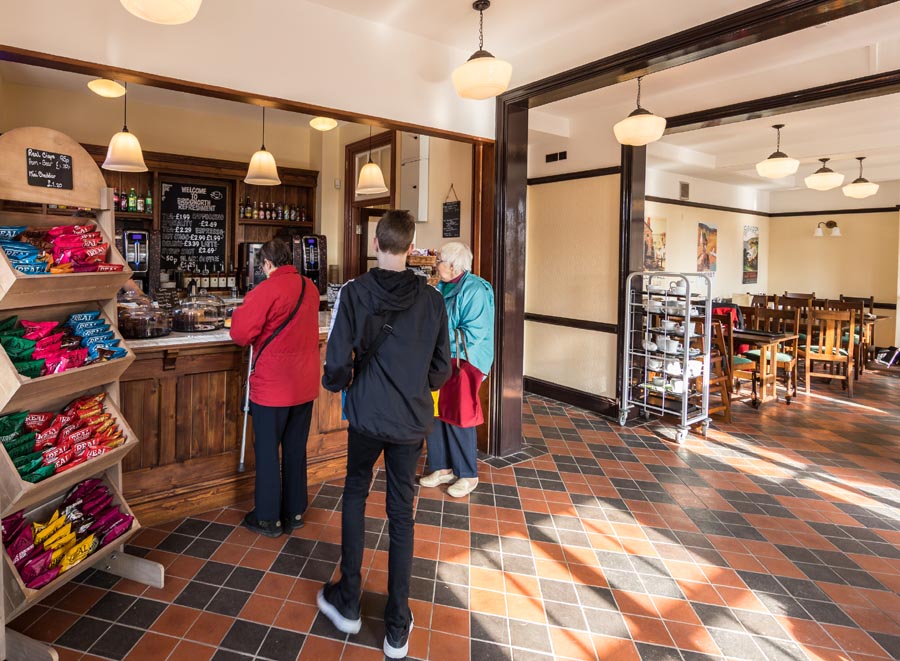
[619,272,712,443]
[0,127,164,660]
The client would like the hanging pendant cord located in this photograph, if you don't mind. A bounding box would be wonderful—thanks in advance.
[636,76,643,110]
[123,83,129,132]
[858,158,864,178]
[479,8,484,50]
[776,127,781,152]
[367,126,374,163]
[261,107,266,150]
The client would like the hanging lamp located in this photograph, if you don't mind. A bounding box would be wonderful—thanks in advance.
[756,124,799,179]
[452,0,512,100]
[309,117,338,131]
[120,0,202,24]
[804,158,844,191]
[102,83,148,172]
[613,76,667,146]
[842,157,879,199]
[245,107,281,186]
[88,78,127,98]
[356,127,388,196]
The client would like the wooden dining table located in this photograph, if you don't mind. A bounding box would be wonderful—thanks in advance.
[733,328,799,408]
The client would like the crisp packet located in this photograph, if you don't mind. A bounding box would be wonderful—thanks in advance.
[84,493,114,518]
[72,320,107,334]
[0,226,27,240]
[35,333,65,352]
[66,311,101,324]
[59,533,98,572]
[64,478,103,504]
[79,327,113,340]
[0,316,18,332]
[34,513,66,546]
[57,455,87,472]
[44,522,73,549]
[95,263,125,272]
[80,332,115,347]
[2,511,25,545]
[22,464,56,483]
[1,335,37,360]
[21,320,59,340]
[21,549,54,583]
[25,566,61,589]
[0,411,28,437]
[100,515,133,546]
[89,346,126,362]
[25,412,54,432]
[50,534,76,565]
[49,264,75,275]
[13,359,45,378]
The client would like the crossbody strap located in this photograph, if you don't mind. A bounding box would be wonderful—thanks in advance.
[251,277,306,374]
[352,308,401,385]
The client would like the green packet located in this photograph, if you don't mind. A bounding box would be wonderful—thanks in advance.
[0,316,18,332]
[2,336,37,361]
[3,430,34,449]
[5,436,38,460]
[13,359,44,378]
[14,453,43,475]
[22,464,56,483]
[0,411,28,437]
[0,328,26,339]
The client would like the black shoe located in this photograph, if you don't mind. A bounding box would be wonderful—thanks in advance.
[242,511,282,538]
[384,614,414,659]
[316,582,361,634]
[282,513,305,534]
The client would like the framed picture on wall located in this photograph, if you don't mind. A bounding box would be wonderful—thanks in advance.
[697,223,717,274]
[742,225,759,284]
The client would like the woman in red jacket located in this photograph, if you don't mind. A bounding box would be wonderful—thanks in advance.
[230,239,320,537]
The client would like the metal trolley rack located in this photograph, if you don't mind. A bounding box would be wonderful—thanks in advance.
[619,272,712,443]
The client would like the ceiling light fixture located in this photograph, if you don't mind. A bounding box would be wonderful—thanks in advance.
[452,0,512,100]
[244,107,281,186]
[804,157,844,191]
[120,0,202,24]
[814,220,841,238]
[613,76,667,146]
[102,83,148,172]
[309,117,338,132]
[88,78,127,98]
[356,127,388,196]
[756,124,799,179]
[842,156,879,199]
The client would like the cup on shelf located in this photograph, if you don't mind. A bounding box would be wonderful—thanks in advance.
[651,376,666,387]
[660,338,682,353]
[673,323,684,334]
[648,358,663,370]
[689,306,700,317]
[669,281,687,296]
[665,360,681,376]
[647,300,663,313]
[671,379,686,393]
[642,338,658,352]
[660,319,677,331]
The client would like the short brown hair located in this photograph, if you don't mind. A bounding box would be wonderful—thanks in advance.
[375,210,415,255]
[260,238,293,267]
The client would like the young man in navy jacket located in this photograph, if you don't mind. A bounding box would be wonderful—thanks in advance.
[318,210,450,659]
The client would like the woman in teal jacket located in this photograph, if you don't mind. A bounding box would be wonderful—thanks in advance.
[420,242,494,498]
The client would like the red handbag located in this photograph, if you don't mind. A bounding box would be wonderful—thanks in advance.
[438,330,484,427]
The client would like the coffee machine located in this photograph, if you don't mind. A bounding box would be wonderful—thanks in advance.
[122,230,149,293]
[292,234,327,295]
[238,242,266,293]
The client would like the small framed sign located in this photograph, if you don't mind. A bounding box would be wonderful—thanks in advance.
[26,148,73,190]
[442,200,461,238]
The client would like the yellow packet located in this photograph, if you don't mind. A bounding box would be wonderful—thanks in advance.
[32,509,60,536]
[59,534,98,572]
[50,533,76,566]
[34,513,66,547]
[44,522,73,549]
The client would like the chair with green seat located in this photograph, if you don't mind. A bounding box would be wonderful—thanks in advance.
[829,299,865,380]
[743,307,801,399]
[713,312,753,394]
[803,308,855,398]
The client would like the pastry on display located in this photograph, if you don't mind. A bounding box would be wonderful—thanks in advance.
[0,224,124,275]
[117,291,171,339]
[171,292,226,332]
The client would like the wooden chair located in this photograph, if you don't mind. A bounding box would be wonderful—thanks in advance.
[713,311,754,393]
[840,294,874,316]
[707,321,732,422]
[783,292,815,300]
[744,307,801,401]
[841,294,875,368]
[802,308,855,398]
[828,299,866,380]
[751,294,778,308]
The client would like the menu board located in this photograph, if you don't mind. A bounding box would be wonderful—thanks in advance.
[160,181,227,272]
[26,148,73,189]
[442,200,461,238]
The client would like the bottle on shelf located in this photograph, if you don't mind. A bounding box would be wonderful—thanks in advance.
[128,187,137,212]
[277,202,283,221]
[252,200,259,219]
[145,189,153,214]
[136,194,145,213]
[200,268,210,290]
[113,188,120,209]
[300,207,307,223]
[265,202,272,220]
[239,199,244,218]
[226,263,237,291]
[120,189,129,212]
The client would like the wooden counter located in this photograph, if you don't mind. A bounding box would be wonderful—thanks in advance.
[118,322,348,526]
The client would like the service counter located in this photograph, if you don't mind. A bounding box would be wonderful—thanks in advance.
[118,312,348,525]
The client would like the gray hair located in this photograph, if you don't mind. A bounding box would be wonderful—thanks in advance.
[439,242,473,273]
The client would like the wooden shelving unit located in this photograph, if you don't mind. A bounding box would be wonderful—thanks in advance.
[238,219,314,229]
[0,127,164,661]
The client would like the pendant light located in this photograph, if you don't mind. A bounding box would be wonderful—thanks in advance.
[756,124,799,179]
[245,107,281,186]
[452,0,513,100]
[814,220,841,237]
[309,117,338,132]
[613,76,667,147]
[804,158,844,191]
[120,0,202,24]
[102,83,148,172]
[356,127,388,196]
[88,78,127,98]
[842,157,879,199]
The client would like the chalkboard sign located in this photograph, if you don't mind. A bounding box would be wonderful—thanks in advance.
[442,200,461,238]
[26,148,73,190]
[160,181,228,272]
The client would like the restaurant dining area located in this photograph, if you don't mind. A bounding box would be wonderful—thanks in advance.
[0,1,899,661]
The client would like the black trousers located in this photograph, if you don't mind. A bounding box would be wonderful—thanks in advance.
[250,400,313,522]
[337,427,422,634]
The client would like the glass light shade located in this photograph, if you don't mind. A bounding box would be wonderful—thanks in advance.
[452,51,513,100]
[102,129,148,172]
[613,108,667,146]
[830,226,842,237]
[842,178,879,199]
[813,226,824,237]
[309,117,338,131]
[755,152,799,179]
[120,0,202,24]
[804,169,844,191]
[88,78,127,98]
[244,148,281,186]
[356,161,388,195]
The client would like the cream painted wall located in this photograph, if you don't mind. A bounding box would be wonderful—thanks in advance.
[644,201,770,300]
[768,212,900,346]
[524,175,620,398]
[412,138,473,252]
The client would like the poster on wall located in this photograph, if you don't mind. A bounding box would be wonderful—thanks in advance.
[742,225,759,284]
[697,223,717,274]
[642,217,667,271]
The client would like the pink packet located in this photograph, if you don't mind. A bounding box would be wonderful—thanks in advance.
[64,479,103,506]
[7,523,34,559]
[88,506,120,530]
[100,515,133,547]
[71,224,96,235]
[2,512,25,546]
[13,543,42,570]
[21,549,54,583]
[83,493,114,518]
[26,566,61,589]
[21,321,60,340]
[35,333,65,352]
[72,263,99,273]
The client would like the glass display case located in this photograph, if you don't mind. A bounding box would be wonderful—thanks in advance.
[117,290,172,339]
[171,290,226,332]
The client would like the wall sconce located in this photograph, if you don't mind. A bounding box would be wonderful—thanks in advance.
[814,220,841,237]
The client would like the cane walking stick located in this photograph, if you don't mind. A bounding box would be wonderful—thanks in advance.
[238,344,253,473]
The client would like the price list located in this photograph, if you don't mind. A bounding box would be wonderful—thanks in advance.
[160,181,228,272]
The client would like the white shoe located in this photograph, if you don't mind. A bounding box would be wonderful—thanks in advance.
[383,614,414,659]
[419,469,455,488]
[317,588,361,634]
[447,478,478,498]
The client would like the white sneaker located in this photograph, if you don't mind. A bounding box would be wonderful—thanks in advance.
[447,478,478,498]
[384,614,414,659]
[419,469,455,488]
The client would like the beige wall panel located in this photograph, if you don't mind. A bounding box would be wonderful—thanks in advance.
[524,322,618,398]
[414,138,473,251]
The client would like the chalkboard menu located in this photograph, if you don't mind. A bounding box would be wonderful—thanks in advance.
[26,148,73,190]
[160,181,228,272]
[442,200,461,238]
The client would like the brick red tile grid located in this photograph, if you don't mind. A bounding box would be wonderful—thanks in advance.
[8,374,900,660]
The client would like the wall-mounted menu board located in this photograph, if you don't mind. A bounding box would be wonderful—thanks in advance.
[160,179,228,272]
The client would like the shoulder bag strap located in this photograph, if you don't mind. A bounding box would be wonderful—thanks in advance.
[352,308,401,384]
[251,277,306,374]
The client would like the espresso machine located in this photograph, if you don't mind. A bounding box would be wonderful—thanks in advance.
[238,242,267,293]
[122,230,149,292]
[292,234,327,295]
